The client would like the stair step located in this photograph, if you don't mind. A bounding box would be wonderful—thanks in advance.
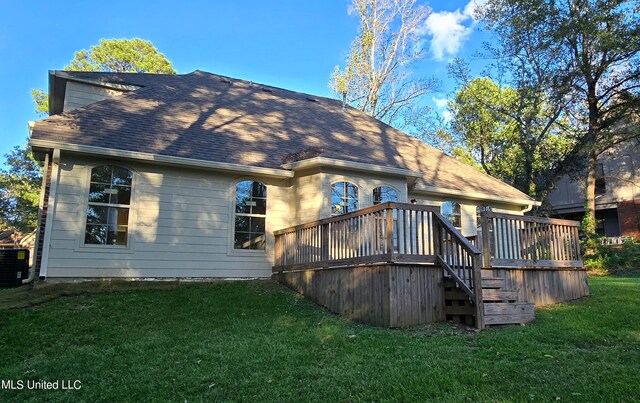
[484,313,535,325]
[482,289,519,301]
[484,302,534,316]
[444,305,475,315]
[445,290,471,300]
[481,278,505,289]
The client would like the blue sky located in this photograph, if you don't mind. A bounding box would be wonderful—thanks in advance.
[0,0,489,160]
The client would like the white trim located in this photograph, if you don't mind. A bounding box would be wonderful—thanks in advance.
[39,149,61,278]
[79,164,135,251]
[29,139,294,179]
[227,178,269,256]
[52,71,142,91]
[281,157,422,178]
[412,184,540,207]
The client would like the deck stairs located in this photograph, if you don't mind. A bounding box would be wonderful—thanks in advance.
[444,272,535,326]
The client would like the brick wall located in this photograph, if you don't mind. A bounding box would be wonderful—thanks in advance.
[618,200,640,239]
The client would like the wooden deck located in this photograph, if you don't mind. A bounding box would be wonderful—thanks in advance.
[273,203,588,329]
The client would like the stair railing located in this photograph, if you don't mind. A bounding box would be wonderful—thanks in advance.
[433,212,484,329]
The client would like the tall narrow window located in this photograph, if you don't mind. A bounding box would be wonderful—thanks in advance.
[235,180,267,250]
[373,186,398,204]
[331,182,358,215]
[595,163,606,194]
[442,201,461,229]
[85,165,132,245]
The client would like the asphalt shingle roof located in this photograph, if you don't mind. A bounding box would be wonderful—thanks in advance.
[30,70,533,202]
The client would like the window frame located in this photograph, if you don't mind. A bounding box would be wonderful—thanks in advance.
[82,164,134,249]
[595,163,606,195]
[331,181,359,216]
[232,179,268,252]
[441,200,462,229]
[372,185,399,205]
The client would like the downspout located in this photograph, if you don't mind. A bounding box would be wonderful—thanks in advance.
[521,203,534,214]
[37,149,61,280]
[23,152,50,284]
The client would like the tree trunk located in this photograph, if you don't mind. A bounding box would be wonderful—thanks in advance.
[584,149,598,236]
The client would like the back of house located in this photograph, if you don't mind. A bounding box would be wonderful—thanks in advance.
[29,70,538,280]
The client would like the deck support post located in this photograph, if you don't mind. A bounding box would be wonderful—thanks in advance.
[385,208,394,261]
[480,211,492,269]
[472,253,485,329]
[321,222,330,264]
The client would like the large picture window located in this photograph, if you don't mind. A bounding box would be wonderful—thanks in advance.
[441,201,461,229]
[234,180,267,250]
[373,186,398,204]
[85,165,132,246]
[331,181,358,215]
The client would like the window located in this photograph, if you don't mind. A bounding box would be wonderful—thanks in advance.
[441,201,461,228]
[595,163,606,194]
[85,165,132,246]
[234,180,267,250]
[331,182,358,215]
[373,186,398,204]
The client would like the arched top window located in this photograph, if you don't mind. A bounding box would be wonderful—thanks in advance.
[373,186,398,205]
[234,180,267,250]
[331,181,358,215]
[85,165,132,246]
[441,201,461,229]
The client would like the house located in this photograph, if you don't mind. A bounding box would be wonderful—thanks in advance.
[29,70,588,328]
[546,139,640,241]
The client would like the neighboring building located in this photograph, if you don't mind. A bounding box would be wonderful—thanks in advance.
[546,138,640,239]
[29,70,538,280]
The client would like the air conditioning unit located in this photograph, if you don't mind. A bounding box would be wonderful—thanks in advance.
[0,249,30,287]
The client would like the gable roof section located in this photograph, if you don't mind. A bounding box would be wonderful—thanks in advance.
[30,70,534,204]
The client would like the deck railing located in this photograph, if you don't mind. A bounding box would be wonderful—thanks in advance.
[273,202,440,271]
[479,212,582,268]
[433,212,484,328]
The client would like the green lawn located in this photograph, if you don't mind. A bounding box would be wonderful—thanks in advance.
[1,276,639,402]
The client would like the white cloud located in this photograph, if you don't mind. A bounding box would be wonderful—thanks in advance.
[432,96,448,109]
[432,96,452,123]
[423,0,486,61]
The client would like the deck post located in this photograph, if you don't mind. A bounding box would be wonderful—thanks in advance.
[472,253,485,329]
[480,211,492,269]
[274,232,283,269]
[321,222,330,264]
[385,208,394,261]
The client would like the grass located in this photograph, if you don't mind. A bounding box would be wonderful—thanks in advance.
[1,277,639,402]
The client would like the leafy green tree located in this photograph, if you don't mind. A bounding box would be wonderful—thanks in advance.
[0,144,43,232]
[448,72,574,201]
[480,0,640,233]
[31,38,176,115]
[330,0,437,128]
[66,38,176,74]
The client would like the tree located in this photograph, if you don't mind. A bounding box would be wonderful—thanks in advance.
[480,0,640,234]
[66,38,176,74]
[32,38,176,115]
[0,144,43,232]
[330,0,438,128]
[448,76,574,200]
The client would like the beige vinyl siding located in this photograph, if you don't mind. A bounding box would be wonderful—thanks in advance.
[45,155,291,278]
[63,81,129,112]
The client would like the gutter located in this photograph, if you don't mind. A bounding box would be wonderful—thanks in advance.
[281,157,423,178]
[29,139,294,179]
[413,184,541,208]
